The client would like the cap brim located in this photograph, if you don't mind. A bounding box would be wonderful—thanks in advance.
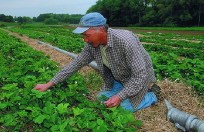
[72,27,89,34]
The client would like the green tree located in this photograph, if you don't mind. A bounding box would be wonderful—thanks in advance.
[36,13,52,22]
[0,14,14,22]
[87,0,204,26]
[16,16,32,24]
[33,17,37,22]
[44,17,58,25]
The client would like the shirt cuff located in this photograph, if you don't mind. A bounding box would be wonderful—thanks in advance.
[50,78,58,85]
[117,91,127,101]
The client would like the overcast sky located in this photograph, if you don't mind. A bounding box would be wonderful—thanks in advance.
[0,0,98,17]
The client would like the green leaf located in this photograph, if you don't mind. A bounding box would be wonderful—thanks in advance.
[34,114,47,124]
[107,107,117,112]
[134,120,143,127]
[2,84,18,91]
[97,119,104,125]
[31,89,47,98]
[72,107,84,117]
[51,125,59,132]
[68,117,76,126]
[12,96,22,101]
[2,114,17,126]
[0,103,8,109]
[60,120,69,132]
[43,101,56,114]
[86,121,97,129]
[17,110,28,117]
[93,121,107,132]
[56,103,69,114]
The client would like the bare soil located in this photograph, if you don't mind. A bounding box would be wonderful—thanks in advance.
[5,29,204,132]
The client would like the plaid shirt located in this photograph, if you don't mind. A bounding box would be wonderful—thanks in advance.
[51,28,156,108]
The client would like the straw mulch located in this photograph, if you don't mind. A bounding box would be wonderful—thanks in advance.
[136,79,204,132]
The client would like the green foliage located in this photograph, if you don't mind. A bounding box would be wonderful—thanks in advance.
[16,16,32,24]
[44,17,58,25]
[0,14,14,22]
[87,0,204,27]
[128,27,204,31]
[0,19,203,131]
[36,13,83,24]
[0,29,141,131]
[5,24,204,97]
[8,26,84,53]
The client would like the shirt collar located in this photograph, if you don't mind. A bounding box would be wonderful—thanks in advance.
[106,28,113,48]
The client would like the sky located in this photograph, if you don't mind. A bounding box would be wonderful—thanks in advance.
[0,0,98,18]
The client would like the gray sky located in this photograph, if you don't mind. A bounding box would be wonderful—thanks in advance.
[0,0,98,17]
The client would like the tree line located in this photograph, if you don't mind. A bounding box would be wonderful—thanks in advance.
[35,14,82,24]
[0,13,82,25]
[1,0,203,27]
[87,0,204,27]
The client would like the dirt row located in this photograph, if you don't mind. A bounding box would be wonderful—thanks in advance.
[5,29,204,132]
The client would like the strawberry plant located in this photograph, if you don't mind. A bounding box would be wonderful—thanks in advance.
[5,24,204,100]
[0,29,141,131]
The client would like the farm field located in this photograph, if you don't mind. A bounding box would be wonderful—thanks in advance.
[1,24,204,131]
[0,28,141,131]
[6,24,204,94]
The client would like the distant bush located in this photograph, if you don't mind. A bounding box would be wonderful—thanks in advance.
[0,23,6,27]
[44,18,58,25]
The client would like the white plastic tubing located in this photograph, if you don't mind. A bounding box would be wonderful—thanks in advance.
[37,41,99,70]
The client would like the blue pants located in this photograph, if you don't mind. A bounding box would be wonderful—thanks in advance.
[98,81,158,112]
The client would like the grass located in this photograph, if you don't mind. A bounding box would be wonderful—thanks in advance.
[0,22,19,27]
[83,71,103,91]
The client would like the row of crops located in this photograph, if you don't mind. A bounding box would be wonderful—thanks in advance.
[0,29,141,131]
[6,25,204,96]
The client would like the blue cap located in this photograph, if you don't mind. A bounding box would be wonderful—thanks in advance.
[73,12,106,34]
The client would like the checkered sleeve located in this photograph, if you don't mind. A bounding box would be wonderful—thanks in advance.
[117,38,148,100]
[50,44,93,84]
